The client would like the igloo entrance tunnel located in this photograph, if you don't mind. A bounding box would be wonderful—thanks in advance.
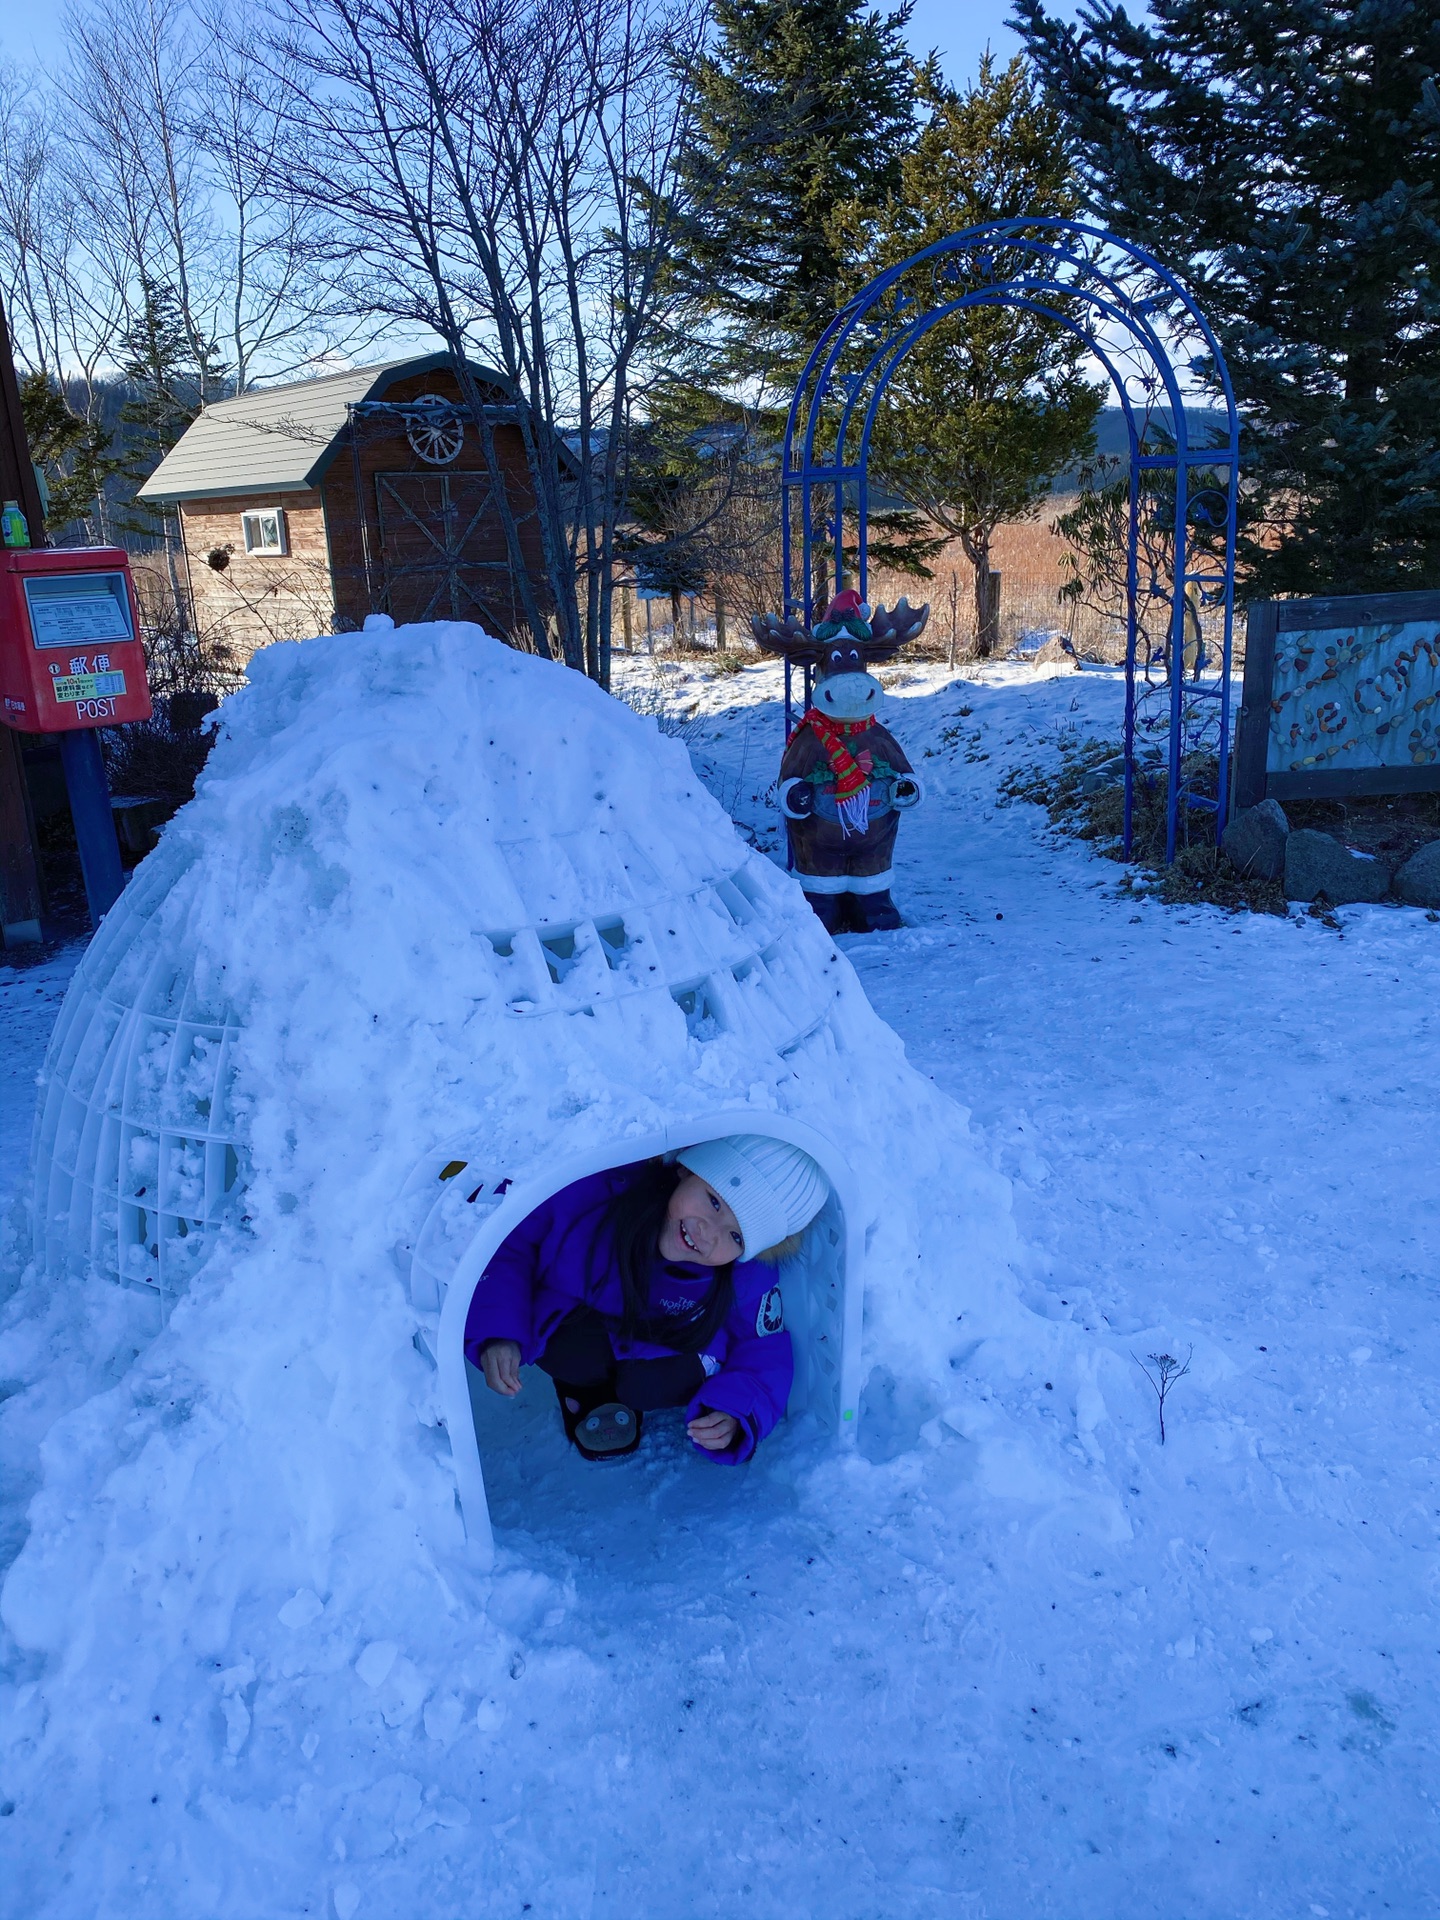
[28,622,1010,1565]
[401,1112,855,1553]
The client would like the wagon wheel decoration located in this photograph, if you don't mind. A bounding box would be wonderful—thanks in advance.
[405,394,465,466]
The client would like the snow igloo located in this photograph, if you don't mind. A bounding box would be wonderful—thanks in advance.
[28,621,1008,1565]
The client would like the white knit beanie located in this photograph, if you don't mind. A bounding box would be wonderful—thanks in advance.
[675,1134,829,1258]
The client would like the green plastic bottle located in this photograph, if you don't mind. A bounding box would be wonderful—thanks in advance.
[1,500,30,548]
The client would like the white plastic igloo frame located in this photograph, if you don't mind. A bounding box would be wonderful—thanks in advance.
[29,850,245,1311]
[395,1109,862,1566]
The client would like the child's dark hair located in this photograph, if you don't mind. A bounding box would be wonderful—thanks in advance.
[604,1160,734,1351]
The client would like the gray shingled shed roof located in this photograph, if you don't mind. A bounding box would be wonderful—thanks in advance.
[137,352,507,504]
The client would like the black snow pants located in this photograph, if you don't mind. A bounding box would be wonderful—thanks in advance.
[536,1306,705,1413]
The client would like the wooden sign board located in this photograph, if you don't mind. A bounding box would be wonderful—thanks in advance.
[1235,590,1440,809]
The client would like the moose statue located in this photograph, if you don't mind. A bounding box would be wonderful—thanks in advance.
[752,587,929,933]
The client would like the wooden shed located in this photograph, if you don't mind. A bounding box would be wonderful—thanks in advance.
[138,354,551,662]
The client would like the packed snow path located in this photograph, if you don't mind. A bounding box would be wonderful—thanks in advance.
[3,658,1437,1918]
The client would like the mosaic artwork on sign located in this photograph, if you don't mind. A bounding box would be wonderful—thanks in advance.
[1267,621,1440,775]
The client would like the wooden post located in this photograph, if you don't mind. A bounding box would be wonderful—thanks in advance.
[0,726,43,944]
[0,296,46,545]
[0,291,47,940]
[976,566,1002,659]
[715,595,727,651]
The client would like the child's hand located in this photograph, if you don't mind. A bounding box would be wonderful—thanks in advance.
[687,1408,739,1452]
[480,1339,523,1396]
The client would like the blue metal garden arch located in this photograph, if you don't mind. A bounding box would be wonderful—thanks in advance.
[780,217,1241,860]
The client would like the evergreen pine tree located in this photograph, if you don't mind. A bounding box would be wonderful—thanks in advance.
[1016,0,1440,596]
[116,277,228,622]
[19,372,125,540]
[676,0,920,380]
[832,57,1102,653]
[120,278,227,473]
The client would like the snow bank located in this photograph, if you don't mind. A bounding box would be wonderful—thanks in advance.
[0,622,1095,1914]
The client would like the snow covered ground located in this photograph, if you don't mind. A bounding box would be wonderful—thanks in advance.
[0,955,75,1226]
[2,648,1438,1917]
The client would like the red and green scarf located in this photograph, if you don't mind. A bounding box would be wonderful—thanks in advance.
[802,709,876,835]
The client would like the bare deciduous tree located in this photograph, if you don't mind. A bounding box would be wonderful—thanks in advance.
[61,0,351,393]
[63,0,225,401]
[268,0,708,680]
[193,9,367,389]
[0,0,369,584]
[0,69,132,471]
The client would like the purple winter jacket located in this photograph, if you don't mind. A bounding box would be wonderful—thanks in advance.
[462,1164,794,1463]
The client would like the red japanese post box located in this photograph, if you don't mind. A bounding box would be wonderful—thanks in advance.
[0,546,152,732]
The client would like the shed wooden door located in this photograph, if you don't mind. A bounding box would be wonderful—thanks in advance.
[374,471,518,629]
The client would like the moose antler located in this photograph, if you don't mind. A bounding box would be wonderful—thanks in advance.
[867,598,930,651]
[750,611,818,659]
[752,598,929,664]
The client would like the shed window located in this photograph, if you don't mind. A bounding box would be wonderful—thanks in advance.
[241,508,287,556]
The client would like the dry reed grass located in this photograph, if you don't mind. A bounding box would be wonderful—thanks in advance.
[867,505,1113,662]
[616,503,1103,662]
[613,489,1228,669]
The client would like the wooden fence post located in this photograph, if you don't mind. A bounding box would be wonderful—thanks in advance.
[0,727,43,944]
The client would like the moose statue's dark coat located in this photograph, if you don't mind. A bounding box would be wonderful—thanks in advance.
[752,588,929,933]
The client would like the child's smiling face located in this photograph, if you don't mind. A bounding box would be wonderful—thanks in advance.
[658,1171,746,1266]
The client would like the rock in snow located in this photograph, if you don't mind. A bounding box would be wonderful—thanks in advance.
[1284,827,1390,903]
[1221,797,1288,881]
[1394,836,1440,908]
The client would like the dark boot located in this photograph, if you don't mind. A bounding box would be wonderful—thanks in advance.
[552,1379,643,1458]
[852,889,903,932]
[552,1376,607,1439]
[803,890,847,934]
[561,1390,643,1459]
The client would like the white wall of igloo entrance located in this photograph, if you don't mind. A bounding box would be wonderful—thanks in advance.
[398,1111,860,1563]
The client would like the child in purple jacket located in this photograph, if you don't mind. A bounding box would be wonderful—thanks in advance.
[464,1134,828,1462]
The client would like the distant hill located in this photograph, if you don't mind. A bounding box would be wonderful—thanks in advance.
[1056,405,1231,487]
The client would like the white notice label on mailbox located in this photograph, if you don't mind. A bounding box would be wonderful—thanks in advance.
[28,590,131,647]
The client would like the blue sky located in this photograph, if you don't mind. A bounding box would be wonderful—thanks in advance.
[909,0,1026,82]
[1,0,1031,89]
[0,1,58,70]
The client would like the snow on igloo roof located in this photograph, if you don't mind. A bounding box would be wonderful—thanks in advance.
[31,621,844,1306]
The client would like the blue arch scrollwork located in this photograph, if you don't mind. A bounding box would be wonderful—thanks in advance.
[780,217,1240,861]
